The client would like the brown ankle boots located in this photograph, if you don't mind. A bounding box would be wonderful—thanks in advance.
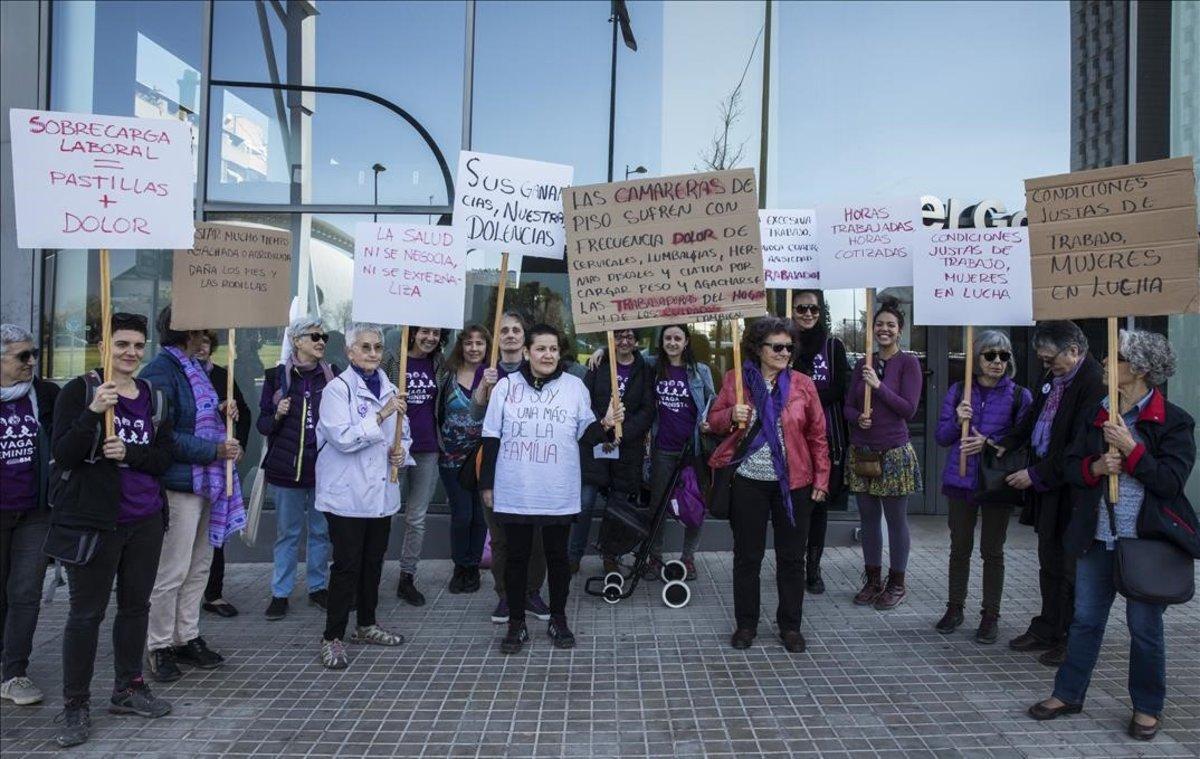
[873,571,907,610]
[853,566,884,605]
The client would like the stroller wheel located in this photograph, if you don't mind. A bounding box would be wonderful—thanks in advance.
[604,572,624,588]
[602,583,623,604]
[662,560,687,583]
[662,580,690,609]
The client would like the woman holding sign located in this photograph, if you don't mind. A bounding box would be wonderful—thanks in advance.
[479,324,624,654]
[844,297,923,611]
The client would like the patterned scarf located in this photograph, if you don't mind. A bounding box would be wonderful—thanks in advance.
[165,347,245,547]
[743,361,796,524]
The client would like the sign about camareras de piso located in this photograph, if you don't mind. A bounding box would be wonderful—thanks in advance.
[8,109,195,249]
[564,168,767,334]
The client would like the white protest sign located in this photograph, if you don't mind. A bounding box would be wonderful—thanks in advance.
[8,109,195,249]
[352,222,466,330]
[913,227,1034,326]
[452,151,574,261]
[815,198,921,289]
[759,209,819,288]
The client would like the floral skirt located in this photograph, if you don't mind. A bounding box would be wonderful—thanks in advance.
[846,443,922,497]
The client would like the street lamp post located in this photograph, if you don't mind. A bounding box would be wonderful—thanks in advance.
[624,164,647,180]
[371,163,386,221]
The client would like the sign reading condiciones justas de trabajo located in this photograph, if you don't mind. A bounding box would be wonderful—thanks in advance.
[8,109,195,249]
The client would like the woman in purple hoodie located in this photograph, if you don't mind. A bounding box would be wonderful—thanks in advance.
[933,330,1031,643]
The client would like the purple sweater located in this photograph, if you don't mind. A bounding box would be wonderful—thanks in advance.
[935,377,1032,500]
[845,351,922,450]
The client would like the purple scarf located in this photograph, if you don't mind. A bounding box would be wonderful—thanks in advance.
[166,347,245,547]
[272,357,335,405]
[742,361,796,524]
[1031,359,1082,458]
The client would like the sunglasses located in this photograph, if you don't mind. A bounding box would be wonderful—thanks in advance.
[10,348,40,363]
[765,342,794,354]
[981,350,1011,363]
[302,332,330,343]
[794,304,821,315]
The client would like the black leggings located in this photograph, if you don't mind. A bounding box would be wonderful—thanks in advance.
[504,521,570,625]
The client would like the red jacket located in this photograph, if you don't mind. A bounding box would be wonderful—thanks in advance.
[707,369,831,493]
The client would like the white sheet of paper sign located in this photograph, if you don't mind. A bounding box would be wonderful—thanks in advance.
[352,222,467,330]
[759,209,819,289]
[912,226,1035,326]
[815,198,922,290]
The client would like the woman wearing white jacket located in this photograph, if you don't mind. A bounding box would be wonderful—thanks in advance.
[315,323,411,669]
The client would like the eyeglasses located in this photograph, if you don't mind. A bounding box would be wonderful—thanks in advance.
[357,343,384,353]
[981,350,1011,363]
[794,304,821,315]
[614,333,637,342]
[10,348,40,363]
[765,342,794,354]
[302,332,330,343]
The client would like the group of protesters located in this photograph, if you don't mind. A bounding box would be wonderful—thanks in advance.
[0,290,1196,747]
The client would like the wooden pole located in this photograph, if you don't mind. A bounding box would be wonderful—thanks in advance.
[959,325,974,477]
[1106,317,1120,504]
[488,252,510,370]
[225,328,236,496]
[731,318,745,429]
[863,288,875,418]
[99,249,115,438]
[784,289,793,320]
[389,326,410,483]
[606,331,623,440]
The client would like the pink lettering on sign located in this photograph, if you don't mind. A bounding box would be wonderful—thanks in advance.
[352,222,467,329]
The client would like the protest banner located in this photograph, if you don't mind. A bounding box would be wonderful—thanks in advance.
[759,209,819,316]
[913,227,1034,327]
[1025,155,1199,500]
[171,222,293,494]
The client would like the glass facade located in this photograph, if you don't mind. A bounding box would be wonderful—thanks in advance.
[35,0,1073,516]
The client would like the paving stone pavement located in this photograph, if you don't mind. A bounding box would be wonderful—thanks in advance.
[2,515,1197,758]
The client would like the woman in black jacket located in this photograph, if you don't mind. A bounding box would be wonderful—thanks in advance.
[1028,330,1197,742]
[48,313,176,748]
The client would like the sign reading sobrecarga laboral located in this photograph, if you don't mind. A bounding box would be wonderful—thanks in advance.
[564,168,767,333]
[171,223,293,329]
[1024,157,1199,319]
[8,109,195,249]
[815,198,922,290]
[759,210,819,288]
[351,222,465,330]
[451,151,574,260]
[913,227,1033,326]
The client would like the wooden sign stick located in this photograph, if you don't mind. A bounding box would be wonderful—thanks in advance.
[225,328,236,496]
[863,288,875,418]
[1106,317,1120,504]
[389,326,411,484]
[784,289,793,320]
[99,249,115,438]
[959,325,974,477]
[731,319,746,430]
[606,331,623,440]
[488,252,510,370]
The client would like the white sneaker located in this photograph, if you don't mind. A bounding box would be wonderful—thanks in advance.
[1,676,44,705]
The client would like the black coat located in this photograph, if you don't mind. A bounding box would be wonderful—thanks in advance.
[49,371,175,531]
[580,352,656,494]
[25,378,60,512]
[207,363,251,448]
[1062,390,1200,559]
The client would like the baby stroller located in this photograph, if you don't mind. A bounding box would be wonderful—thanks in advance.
[583,441,695,609]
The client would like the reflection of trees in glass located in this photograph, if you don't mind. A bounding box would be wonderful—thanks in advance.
[696,24,763,172]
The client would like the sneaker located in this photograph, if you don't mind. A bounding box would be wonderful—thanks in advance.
[350,625,405,646]
[265,596,289,620]
[396,572,426,606]
[490,597,509,624]
[462,567,482,594]
[320,638,349,670]
[681,556,697,581]
[873,571,907,610]
[54,701,92,748]
[308,589,328,610]
[174,637,224,669]
[499,622,529,655]
[976,612,1000,644]
[547,616,576,649]
[109,679,171,718]
[525,593,551,621]
[935,604,964,634]
[448,565,467,594]
[852,567,885,606]
[0,675,44,705]
[146,648,183,683]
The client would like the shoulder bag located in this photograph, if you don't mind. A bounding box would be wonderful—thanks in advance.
[706,420,761,520]
[1107,497,1195,606]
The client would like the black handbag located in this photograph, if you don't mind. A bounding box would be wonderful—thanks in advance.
[974,444,1029,506]
[1107,499,1195,606]
[706,420,761,520]
[43,524,102,566]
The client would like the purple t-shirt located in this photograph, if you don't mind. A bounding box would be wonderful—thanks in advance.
[405,356,438,453]
[655,365,696,453]
[113,387,163,523]
[810,345,831,392]
[0,395,38,511]
[616,361,633,397]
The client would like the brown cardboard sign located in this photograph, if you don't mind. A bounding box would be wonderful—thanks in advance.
[171,222,293,329]
[565,168,767,333]
[1024,156,1198,319]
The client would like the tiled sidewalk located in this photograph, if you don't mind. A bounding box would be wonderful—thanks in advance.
[2,516,1197,758]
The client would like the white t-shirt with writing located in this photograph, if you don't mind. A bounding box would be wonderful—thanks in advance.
[482,372,596,517]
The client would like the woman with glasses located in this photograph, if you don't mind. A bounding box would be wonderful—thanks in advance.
[790,290,850,594]
[315,323,410,669]
[258,317,337,621]
[933,330,1032,643]
[707,317,829,653]
[0,325,58,707]
[844,297,923,610]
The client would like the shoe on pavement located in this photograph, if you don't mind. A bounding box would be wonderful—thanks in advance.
[448,565,467,594]
[873,571,907,610]
[0,675,44,705]
[109,678,171,718]
[320,638,349,669]
[490,597,509,624]
[780,630,807,653]
[682,556,697,581]
[525,592,551,621]
[308,589,328,610]
[499,622,529,655]
[265,596,289,620]
[462,567,482,593]
[805,571,825,595]
[145,648,183,683]
[935,604,964,634]
[174,637,224,669]
[1008,631,1053,651]
[54,701,92,748]
[201,598,239,617]
[1038,644,1067,667]
[730,629,755,650]
[975,612,1000,644]
[350,625,405,646]
[396,572,426,606]
[547,616,576,649]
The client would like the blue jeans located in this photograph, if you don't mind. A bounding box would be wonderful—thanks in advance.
[440,466,486,569]
[569,483,603,563]
[270,485,331,598]
[1053,542,1167,715]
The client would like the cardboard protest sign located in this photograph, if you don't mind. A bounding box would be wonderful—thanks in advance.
[912,227,1033,326]
[1024,157,1199,318]
[815,198,922,290]
[171,223,292,329]
[351,222,465,329]
[8,109,195,249]
[564,168,766,333]
[759,210,819,288]
[451,151,574,261]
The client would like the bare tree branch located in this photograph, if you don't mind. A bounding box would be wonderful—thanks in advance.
[697,23,764,172]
